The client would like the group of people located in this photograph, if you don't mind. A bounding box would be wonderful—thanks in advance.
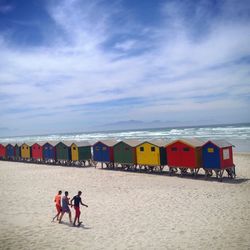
[53,190,88,227]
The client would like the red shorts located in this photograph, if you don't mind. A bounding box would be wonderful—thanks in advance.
[74,206,81,217]
[56,204,62,213]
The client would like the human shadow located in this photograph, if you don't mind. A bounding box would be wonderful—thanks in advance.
[57,221,91,229]
[77,224,91,230]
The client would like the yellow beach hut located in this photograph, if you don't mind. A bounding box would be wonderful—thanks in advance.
[21,142,32,159]
[136,140,168,166]
[70,142,78,161]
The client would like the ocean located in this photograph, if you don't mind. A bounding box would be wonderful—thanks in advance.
[1,123,250,152]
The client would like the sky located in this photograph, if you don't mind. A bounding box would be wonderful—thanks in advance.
[0,0,250,136]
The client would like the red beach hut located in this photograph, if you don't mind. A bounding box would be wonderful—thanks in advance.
[0,143,6,159]
[31,142,43,161]
[166,138,204,174]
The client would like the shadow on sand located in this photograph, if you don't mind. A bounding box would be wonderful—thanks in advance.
[99,167,250,184]
[52,221,91,229]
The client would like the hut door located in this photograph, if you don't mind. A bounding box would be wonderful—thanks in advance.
[169,146,180,166]
[204,146,220,169]
[180,146,194,167]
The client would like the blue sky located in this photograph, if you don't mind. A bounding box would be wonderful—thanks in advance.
[0,0,250,136]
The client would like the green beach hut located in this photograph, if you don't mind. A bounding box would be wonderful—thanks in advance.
[114,140,141,166]
[14,143,21,160]
[76,142,92,161]
[55,141,71,162]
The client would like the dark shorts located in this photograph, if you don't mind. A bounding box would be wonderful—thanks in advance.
[62,206,70,213]
[74,206,81,217]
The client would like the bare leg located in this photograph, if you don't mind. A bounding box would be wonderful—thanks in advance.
[56,211,61,220]
[73,214,77,226]
[69,211,72,223]
[59,211,65,223]
[78,212,81,224]
[52,211,60,222]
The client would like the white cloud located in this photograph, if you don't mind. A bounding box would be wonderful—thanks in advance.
[0,0,249,135]
[114,40,137,51]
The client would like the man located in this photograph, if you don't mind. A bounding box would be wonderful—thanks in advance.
[71,191,88,226]
[52,190,62,221]
[59,191,72,224]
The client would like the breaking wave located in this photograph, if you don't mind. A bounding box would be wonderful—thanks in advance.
[1,123,250,152]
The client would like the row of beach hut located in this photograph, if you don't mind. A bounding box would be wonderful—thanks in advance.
[0,141,91,165]
[0,138,235,179]
[93,139,235,178]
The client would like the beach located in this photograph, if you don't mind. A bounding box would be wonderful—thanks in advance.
[0,153,249,250]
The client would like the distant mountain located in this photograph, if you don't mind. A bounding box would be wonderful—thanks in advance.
[100,120,180,130]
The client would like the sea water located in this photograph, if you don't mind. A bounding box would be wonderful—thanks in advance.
[1,123,250,152]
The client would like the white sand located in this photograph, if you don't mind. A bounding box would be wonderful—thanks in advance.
[0,153,250,250]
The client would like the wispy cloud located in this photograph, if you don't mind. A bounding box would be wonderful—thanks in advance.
[114,40,137,51]
[0,0,249,136]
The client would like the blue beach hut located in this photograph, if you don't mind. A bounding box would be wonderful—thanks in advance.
[43,141,57,161]
[93,140,116,163]
[202,140,234,170]
[202,140,235,179]
[6,143,15,159]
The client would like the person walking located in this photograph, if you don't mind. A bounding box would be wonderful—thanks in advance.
[71,191,88,226]
[52,190,62,222]
[59,191,72,224]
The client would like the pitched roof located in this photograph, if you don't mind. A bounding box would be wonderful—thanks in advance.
[61,141,74,147]
[150,139,169,147]
[44,141,59,147]
[71,141,91,147]
[116,139,143,147]
[166,138,205,148]
[95,140,118,147]
[20,142,34,147]
[30,141,44,146]
[55,141,73,147]
[205,139,234,148]
[7,142,38,147]
[137,139,169,147]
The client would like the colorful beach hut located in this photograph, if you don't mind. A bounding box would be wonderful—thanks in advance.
[0,143,6,159]
[202,140,234,170]
[20,142,32,159]
[71,141,91,162]
[55,141,71,161]
[31,142,43,161]
[93,140,116,163]
[136,140,168,166]
[113,140,141,165]
[43,141,57,161]
[166,138,204,172]
[6,143,15,159]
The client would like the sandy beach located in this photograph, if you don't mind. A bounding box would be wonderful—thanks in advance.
[0,153,249,250]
